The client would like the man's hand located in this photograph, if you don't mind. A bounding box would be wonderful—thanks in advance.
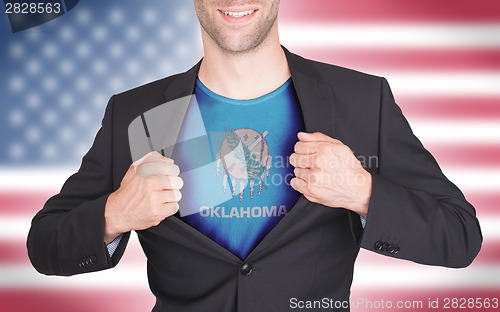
[289,132,371,218]
[104,151,183,244]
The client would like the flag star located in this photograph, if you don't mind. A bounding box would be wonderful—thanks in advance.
[43,42,58,59]
[9,143,25,160]
[9,76,25,92]
[76,42,91,58]
[9,110,25,126]
[92,25,108,42]
[59,26,75,42]
[76,9,91,25]
[126,25,141,42]
[26,59,41,76]
[9,42,24,58]
[109,8,125,25]
[26,126,41,143]
[26,93,41,109]
[142,9,158,25]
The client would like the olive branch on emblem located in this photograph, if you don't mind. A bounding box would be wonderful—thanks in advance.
[224,126,266,181]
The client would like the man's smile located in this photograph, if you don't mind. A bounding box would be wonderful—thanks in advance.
[220,9,256,18]
[218,8,258,24]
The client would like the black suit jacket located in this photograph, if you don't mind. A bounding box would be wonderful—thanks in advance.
[27,47,482,311]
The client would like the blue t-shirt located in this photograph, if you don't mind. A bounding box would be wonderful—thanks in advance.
[172,78,305,259]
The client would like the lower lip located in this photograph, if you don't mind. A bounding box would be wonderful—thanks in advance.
[219,10,258,24]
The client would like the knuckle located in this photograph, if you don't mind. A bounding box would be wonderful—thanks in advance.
[175,176,184,189]
[310,170,323,185]
[294,142,302,153]
[173,190,182,202]
[166,202,179,215]
[167,163,180,176]
[306,182,317,197]
[312,156,322,168]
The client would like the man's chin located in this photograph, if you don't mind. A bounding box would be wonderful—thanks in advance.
[216,34,268,55]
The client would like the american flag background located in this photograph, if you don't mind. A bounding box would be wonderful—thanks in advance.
[0,0,499,311]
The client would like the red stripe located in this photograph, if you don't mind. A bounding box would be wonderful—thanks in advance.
[0,290,154,312]
[355,240,500,267]
[0,239,146,265]
[1,191,498,216]
[280,0,500,22]
[1,239,498,265]
[0,241,29,265]
[292,49,500,72]
[0,289,498,312]
[466,193,500,216]
[0,192,49,215]
[425,144,500,167]
[397,97,500,120]
[1,193,497,217]
[350,289,500,312]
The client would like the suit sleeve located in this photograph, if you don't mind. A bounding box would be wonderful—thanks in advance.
[356,77,482,268]
[27,95,130,276]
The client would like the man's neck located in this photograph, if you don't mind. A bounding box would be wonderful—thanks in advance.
[197,29,290,100]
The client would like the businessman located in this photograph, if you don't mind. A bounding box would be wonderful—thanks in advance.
[28,1,482,311]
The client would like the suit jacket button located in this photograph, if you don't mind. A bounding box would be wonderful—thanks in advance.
[240,263,253,276]
[387,244,395,254]
[374,241,383,251]
[381,242,389,252]
[89,256,97,265]
[393,245,400,254]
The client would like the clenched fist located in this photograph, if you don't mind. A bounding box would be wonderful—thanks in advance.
[289,132,371,219]
[104,151,183,244]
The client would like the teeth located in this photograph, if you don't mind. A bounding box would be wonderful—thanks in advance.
[222,10,255,18]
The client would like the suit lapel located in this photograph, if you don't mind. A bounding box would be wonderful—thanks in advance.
[284,47,337,136]
[246,48,338,258]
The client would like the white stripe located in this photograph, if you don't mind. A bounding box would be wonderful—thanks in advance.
[280,23,500,48]
[0,233,148,290]
[441,168,500,193]
[2,216,499,242]
[0,167,77,191]
[385,72,500,96]
[0,262,499,289]
[352,265,500,289]
[410,119,500,145]
[0,265,148,290]
[2,166,500,197]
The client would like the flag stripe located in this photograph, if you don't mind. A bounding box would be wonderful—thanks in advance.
[280,0,500,23]
[281,24,500,49]
[0,290,154,312]
[1,289,499,312]
[398,97,500,120]
[0,189,498,216]
[466,193,500,215]
[410,120,500,144]
[425,145,500,167]
[0,192,51,215]
[2,238,499,266]
[2,263,500,289]
[350,289,500,312]
[355,240,500,267]
[289,48,500,71]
